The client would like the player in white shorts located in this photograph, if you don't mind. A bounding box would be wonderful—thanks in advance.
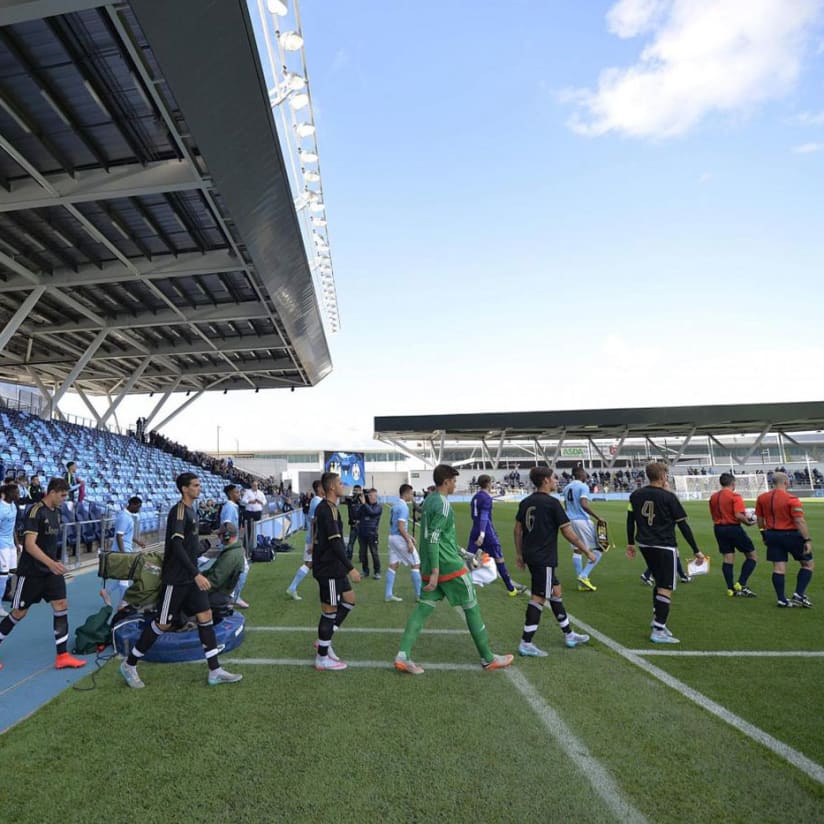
[286,480,323,600]
[384,484,422,602]
[0,483,21,618]
[563,466,606,592]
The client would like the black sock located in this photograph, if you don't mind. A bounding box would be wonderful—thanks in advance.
[197,619,220,671]
[127,619,163,666]
[0,612,20,644]
[549,596,570,634]
[522,600,543,643]
[335,601,354,628]
[317,611,336,656]
[739,558,756,586]
[653,593,670,630]
[722,562,734,589]
[53,609,69,655]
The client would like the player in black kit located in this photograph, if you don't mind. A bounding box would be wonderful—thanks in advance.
[119,473,242,688]
[626,462,705,644]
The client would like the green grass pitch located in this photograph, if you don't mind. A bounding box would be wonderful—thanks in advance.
[2,500,823,823]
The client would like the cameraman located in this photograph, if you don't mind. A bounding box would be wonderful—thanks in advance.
[344,484,363,561]
[357,488,382,579]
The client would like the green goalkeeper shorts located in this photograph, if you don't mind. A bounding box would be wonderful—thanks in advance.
[420,571,477,609]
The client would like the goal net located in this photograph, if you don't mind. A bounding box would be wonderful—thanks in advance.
[673,474,768,501]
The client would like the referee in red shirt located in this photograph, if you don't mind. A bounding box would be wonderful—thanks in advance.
[755,472,814,608]
[709,473,758,597]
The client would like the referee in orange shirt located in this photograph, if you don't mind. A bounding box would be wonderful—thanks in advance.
[709,473,758,597]
[755,472,814,608]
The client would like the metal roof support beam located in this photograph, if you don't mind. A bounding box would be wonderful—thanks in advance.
[378,436,434,469]
[25,366,63,421]
[493,431,506,470]
[588,437,608,467]
[141,357,293,380]
[73,386,103,427]
[151,389,204,432]
[480,438,492,470]
[99,358,151,425]
[438,432,445,464]
[0,286,45,353]
[669,427,697,464]
[142,378,182,430]
[0,0,107,25]
[733,424,771,466]
[533,438,551,467]
[609,428,630,469]
[0,160,202,212]
[551,428,567,469]
[51,329,108,410]
[779,431,802,447]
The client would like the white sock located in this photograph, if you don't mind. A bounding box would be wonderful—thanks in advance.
[385,568,396,599]
[288,564,310,591]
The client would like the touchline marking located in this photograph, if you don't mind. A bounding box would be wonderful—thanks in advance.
[246,626,467,635]
[570,614,824,785]
[223,657,479,671]
[506,669,649,824]
[628,650,824,658]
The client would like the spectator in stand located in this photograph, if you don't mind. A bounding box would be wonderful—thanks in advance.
[16,474,30,506]
[28,475,44,504]
[64,461,81,502]
[358,488,383,580]
[242,480,267,548]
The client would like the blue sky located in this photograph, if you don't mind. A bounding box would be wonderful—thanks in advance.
[63,0,824,452]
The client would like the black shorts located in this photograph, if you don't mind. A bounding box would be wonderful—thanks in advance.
[157,582,211,624]
[527,564,560,598]
[12,573,66,610]
[638,545,678,591]
[714,524,755,555]
[316,575,352,606]
[764,530,809,564]
[246,511,262,522]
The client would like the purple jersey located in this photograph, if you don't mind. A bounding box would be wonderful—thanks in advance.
[469,489,499,545]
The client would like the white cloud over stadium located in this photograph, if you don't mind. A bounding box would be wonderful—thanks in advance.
[567,0,824,139]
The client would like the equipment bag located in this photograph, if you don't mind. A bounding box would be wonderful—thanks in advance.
[250,546,275,563]
[99,549,165,607]
[73,605,113,654]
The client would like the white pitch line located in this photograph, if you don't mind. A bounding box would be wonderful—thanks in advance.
[628,650,824,658]
[506,669,649,824]
[223,657,479,671]
[570,614,824,786]
[246,626,467,635]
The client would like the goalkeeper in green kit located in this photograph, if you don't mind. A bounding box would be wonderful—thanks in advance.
[394,464,514,675]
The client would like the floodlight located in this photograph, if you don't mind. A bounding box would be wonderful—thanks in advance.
[280,31,304,51]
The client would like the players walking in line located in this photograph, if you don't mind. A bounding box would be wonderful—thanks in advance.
[756,472,814,608]
[0,482,21,619]
[709,473,758,597]
[119,473,242,688]
[313,472,361,670]
[563,466,606,592]
[626,462,705,644]
[286,479,323,600]
[0,478,86,671]
[514,467,592,657]
[394,465,513,675]
[468,475,526,597]
[385,484,422,602]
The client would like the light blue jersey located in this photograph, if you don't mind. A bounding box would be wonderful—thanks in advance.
[220,500,240,529]
[390,500,409,537]
[564,480,591,521]
[0,500,16,549]
[306,495,323,547]
[114,508,136,552]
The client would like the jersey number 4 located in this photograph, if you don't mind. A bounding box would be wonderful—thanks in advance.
[641,500,655,526]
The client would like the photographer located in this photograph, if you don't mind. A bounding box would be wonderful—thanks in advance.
[357,488,382,579]
[344,484,363,561]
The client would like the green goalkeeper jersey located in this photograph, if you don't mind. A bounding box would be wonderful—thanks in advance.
[419,492,466,579]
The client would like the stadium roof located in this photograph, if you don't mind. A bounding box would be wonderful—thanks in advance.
[375,402,824,441]
[0,0,331,405]
[375,402,824,467]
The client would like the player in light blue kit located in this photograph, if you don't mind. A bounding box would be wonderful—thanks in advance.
[0,483,21,619]
[286,479,323,600]
[385,484,422,602]
[564,466,606,592]
[468,475,526,596]
[220,484,250,609]
[104,496,145,610]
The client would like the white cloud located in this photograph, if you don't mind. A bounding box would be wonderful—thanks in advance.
[793,142,824,153]
[796,110,824,125]
[568,0,824,139]
[698,171,712,183]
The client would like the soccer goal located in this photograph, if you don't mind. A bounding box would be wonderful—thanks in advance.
[673,474,768,501]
